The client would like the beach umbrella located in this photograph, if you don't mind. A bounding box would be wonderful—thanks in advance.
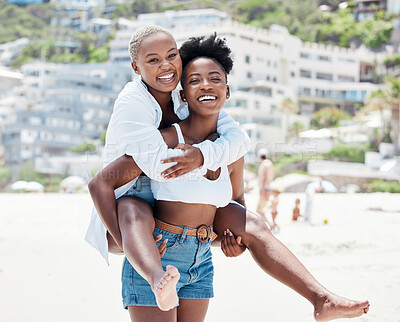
[306,180,337,193]
[11,180,28,190]
[25,181,44,192]
[270,173,317,192]
[60,176,86,189]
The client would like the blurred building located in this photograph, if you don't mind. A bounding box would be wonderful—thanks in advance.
[2,62,131,175]
[355,0,400,21]
[0,38,29,67]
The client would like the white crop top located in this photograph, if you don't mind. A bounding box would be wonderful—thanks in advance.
[151,123,232,208]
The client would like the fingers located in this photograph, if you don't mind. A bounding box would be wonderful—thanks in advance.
[161,145,203,178]
[154,234,162,243]
[221,229,246,258]
[158,238,168,258]
[161,165,187,179]
[221,229,236,257]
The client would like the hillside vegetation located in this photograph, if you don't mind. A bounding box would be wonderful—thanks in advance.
[0,0,395,66]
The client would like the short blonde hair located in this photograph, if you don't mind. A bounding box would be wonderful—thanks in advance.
[128,25,172,62]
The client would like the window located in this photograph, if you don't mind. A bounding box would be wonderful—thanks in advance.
[245,55,251,64]
[338,75,355,82]
[316,72,333,81]
[255,101,260,109]
[300,52,311,59]
[318,55,331,62]
[247,72,252,79]
[300,87,311,96]
[300,70,312,78]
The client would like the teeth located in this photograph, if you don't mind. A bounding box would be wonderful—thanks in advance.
[198,95,217,102]
[158,73,174,80]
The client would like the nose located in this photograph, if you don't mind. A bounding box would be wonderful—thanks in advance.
[160,59,171,69]
[200,78,212,90]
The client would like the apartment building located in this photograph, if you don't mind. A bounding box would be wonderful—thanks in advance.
[2,62,131,174]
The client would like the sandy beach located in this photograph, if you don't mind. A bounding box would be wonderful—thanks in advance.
[0,191,399,322]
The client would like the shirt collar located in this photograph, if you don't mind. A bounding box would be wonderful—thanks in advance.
[139,77,189,120]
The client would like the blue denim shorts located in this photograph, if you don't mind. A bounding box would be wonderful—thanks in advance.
[121,223,214,308]
[120,175,155,206]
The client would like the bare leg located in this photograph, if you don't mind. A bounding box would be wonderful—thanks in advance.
[177,299,210,322]
[128,305,177,322]
[213,203,369,321]
[115,196,179,311]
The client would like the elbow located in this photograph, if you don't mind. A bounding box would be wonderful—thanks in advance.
[88,177,97,197]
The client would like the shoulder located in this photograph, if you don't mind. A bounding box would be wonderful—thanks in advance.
[264,159,273,167]
[113,80,155,115]
[160,126,179,148]
[117,79,149,103]
[228,156,244,173]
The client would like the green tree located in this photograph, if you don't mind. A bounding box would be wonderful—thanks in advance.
[0,165,12,187]
[71,142,97,153]
[364,89,389,141]
[287,121,305,139]
[18,161,46,184]
[381,77,400,155]
[280,97,300,139]
[311,107,351,129]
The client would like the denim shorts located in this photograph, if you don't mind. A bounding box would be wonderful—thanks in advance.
[121,223,214,308]
[120,175,155,206]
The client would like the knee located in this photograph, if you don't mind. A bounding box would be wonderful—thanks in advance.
[117,197,154,227]
[243,210,272,241]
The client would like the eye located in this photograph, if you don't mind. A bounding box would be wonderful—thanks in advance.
[189,79,199,84]
[168,53,177,59]
[211,77,221,82]
[148,58,158,63]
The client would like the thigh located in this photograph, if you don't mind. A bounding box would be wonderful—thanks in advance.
[107,196,154,253]
[128,306,177,322]
[177,299,209,322]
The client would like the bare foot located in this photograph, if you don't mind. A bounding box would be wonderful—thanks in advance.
[153,265,180,311]
[314,293,370,321]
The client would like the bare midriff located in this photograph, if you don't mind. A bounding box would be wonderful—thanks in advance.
[154,201,216,228]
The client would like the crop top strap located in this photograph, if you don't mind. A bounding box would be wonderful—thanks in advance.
[172,123,185,144]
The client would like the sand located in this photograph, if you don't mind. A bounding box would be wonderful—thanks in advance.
[0,192,399,322]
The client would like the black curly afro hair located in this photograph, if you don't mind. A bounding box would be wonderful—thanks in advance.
[179,33,233,87]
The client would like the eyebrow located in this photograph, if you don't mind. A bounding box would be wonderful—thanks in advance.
[187,71,222,78]
[145,47,176,59]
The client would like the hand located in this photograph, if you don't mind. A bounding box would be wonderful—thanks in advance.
[161,144,204,179]
[221,229,246,257]
[154,234,168,258]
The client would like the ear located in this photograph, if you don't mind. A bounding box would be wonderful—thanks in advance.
[180,90,187,102]
[131,62,140,75]
[226,85,230,99]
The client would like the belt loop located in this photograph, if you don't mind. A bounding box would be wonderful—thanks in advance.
[137,176,142,192]
[179,227,188,243]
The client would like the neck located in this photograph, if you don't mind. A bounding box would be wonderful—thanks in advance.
[143,81,173,112]
[179,114,218,145]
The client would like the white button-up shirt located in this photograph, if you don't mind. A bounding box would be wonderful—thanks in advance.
[85,78,251,264]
